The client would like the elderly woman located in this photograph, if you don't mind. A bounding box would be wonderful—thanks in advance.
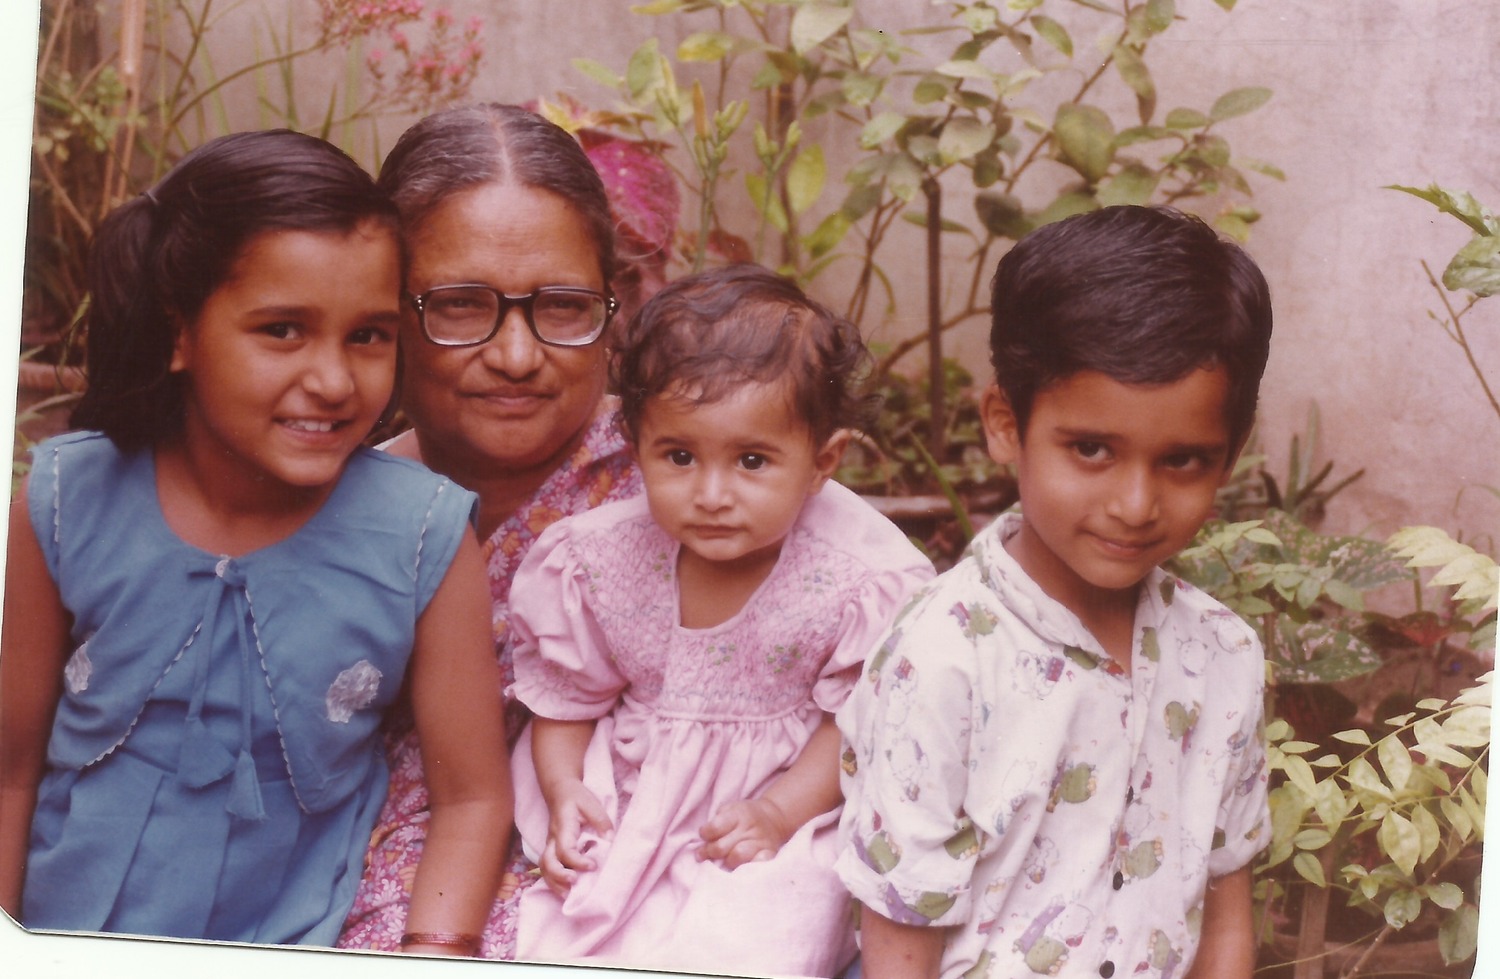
[338,104,648,957]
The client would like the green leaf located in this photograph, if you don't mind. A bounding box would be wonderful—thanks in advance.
[630,0,688,12]
[572,58,622,89]
[791,2,853,55]
[677,31,736,62]
[1053,103,1115,184]
[1378,811,1420,877]
[787,144,827,215]
[1031,15,1072,56]
[1388,184,1499,237]
[1096,163,1159,207]
[745,173,788,233]
[1145,0,1176,33]
[842,71,884,108]
[1377,736,1413,793]
[934,59,994,81]
[1283,755,1318,798]
[1384,889,1421,929]
[1292,828,1331,849]
[860,113,907,149]
[938,117,996,164]
[974,191,1032,239]
[1439,904,1480,964]
[625,38,662,99]
[1112,45,1156,123]
[1411,804,1441,861]
[902,211,972,235]
[1348,756,1392,801]
[1332,728,1371,746]
[914,74,955,105]
[1034,190,1098,227]
[1165,107,1209,130]
[1443,234,1500,296]
[1322,578,1364,611]
[841,183,883,221]
[1425,881,1465,911]
[1292,851,1326,886]
[1209,86,1273,122]
[804,211,850,259]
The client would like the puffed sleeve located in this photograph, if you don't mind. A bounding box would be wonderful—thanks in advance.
[834,581,987,928]
[508,512,629,721]
[808,483,935,714]
[812,563,934,715]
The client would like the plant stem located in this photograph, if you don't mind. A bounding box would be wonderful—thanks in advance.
[1421,260,1500,422]
[924,175,946,462]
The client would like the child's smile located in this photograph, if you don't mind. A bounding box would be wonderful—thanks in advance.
[982,366,1235,622]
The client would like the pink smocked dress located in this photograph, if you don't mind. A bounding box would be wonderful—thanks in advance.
[509,481,933,977]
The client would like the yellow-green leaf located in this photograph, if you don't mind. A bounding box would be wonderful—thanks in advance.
[938,117,996,164]
[1052,103,1115,184]
[1377,736,1413,794]
[1293,851,1326,886]
[791,3,853,55]
[1378,811,1420,877]
[860,112,906,149]
[677,31,735,62]
[786,144,826,215]
[1439,904,1480,964]
[1209,86,1273,122]
[1031,15,1072,56]
[1411,804,1441,862]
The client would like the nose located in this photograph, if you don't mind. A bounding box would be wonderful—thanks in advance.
[693,466,733,512]
[480,305,545,378]
[304,343,355,403]
[1107,465,1160,526]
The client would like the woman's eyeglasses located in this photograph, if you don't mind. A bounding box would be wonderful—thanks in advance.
[408,284,617,348]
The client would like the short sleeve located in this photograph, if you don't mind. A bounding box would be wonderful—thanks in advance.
[26,438,63,581]
[1209,634,1270,876]
[812,563,933,714]
[835,585,985,928]
[412,477,479,615]
[508,514,629,720]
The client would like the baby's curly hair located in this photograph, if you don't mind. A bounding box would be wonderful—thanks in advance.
[613,264,873,444]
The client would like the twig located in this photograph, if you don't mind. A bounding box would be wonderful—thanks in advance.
[1420,259,1500,422]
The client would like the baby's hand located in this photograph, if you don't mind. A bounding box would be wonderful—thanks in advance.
[697,798,794,870]
[540,780,612,896]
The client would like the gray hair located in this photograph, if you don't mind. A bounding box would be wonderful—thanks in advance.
[376,103,616,283]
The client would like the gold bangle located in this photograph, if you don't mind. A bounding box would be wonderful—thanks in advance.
[400,931,481,955]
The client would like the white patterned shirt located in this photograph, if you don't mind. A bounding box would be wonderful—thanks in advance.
[836,513,1268,979]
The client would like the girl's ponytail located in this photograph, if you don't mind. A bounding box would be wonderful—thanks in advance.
[71,191,179,451]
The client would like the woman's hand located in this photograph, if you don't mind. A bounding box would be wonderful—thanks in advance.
[539,778,612,895]
[697,797,796,869]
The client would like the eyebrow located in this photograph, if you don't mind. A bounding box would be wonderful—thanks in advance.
[1054,426,1229,456]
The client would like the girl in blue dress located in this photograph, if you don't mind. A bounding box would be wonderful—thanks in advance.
[0,130,512,953]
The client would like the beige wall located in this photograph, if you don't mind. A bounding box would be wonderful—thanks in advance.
[25,0,1500,542]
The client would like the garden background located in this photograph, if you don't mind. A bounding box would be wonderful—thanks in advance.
[1,1,1497,977]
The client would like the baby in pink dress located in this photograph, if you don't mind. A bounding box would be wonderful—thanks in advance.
[507,265,933,976]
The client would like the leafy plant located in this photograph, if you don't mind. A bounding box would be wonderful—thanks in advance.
[1214,406,1365,529]
[1389,184,1499,425]
[26,0,485,364]
[1256,527,1494,976]
[1171,511,1413,686]
[558,0,1279,463]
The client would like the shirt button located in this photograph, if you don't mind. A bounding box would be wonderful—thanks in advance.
[1100,962,1115,977]
[1112,871,1124,890]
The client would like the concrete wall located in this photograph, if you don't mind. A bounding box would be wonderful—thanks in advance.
[20,0,1500,542]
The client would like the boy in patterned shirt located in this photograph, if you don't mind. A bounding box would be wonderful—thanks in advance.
[836,205,1274,979]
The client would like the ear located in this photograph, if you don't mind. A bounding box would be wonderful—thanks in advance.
[168,313,191,373]
[808,428,852,493]
[980,383,1022,466]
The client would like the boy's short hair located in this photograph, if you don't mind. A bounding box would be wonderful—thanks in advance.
[989,205,1272,450]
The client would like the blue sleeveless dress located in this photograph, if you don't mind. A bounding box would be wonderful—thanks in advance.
[22,431,476,945]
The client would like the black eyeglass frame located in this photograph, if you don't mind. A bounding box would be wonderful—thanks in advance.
[406,284,619,348]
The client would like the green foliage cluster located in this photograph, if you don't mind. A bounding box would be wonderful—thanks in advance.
[1263,529,1493,973]
[558,0,1279,467]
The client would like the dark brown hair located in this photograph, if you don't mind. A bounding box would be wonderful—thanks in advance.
[614,264,873,444]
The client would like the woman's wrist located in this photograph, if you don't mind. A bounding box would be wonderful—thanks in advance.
[400,931,481,956]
